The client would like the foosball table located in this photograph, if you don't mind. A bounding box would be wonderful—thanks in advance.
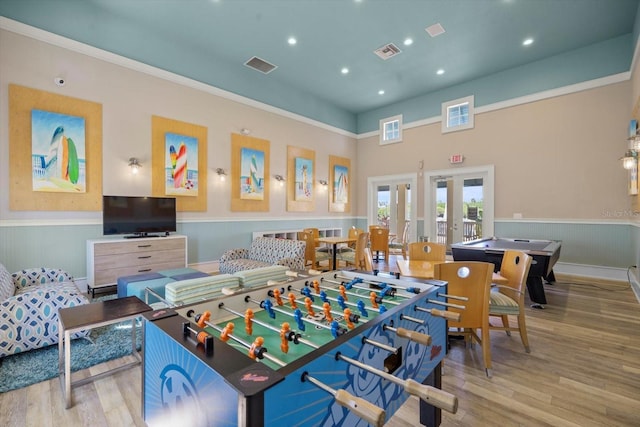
[141,269,460,427]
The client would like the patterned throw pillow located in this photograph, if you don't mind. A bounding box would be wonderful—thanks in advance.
[0,263,14,301]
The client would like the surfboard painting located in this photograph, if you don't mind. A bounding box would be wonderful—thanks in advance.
[165,132,198,196]
[240,147,264,200]
[333,164,349,204]
[294,157,313,201]
[31,109,86,193]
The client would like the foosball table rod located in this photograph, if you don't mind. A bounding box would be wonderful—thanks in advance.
[335,352,458,414]
[301,372,386,427]
[333,274,424,294]
[414,305,462,322]
[382,323,432,346]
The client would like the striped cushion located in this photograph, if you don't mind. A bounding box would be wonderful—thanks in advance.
[233,265,289,288]
[489,290,519,315]
[165,274,241,305]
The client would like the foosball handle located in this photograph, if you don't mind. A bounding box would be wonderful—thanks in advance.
[334,389,386,427]
[431,308,462,322]
[395,327,432,346]
[405,379,458,414]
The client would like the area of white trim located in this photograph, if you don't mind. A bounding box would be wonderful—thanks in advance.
[554,262,634,283]
[0,17,357,139]
[496,218,635,226]
[366,173,419,243]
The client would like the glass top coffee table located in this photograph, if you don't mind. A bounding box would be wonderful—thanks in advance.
[58,296,152,408]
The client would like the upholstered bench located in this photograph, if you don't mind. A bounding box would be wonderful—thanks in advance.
[165,274,241,305]
[219,237,305,274]
[117,267,210,304]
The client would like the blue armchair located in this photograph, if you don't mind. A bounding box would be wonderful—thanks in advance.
[0,264,89,358]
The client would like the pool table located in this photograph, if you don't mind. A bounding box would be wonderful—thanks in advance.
[450,237,561,307]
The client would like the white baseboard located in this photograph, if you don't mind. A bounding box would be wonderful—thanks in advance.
[553,262,632,282]
[189,260,220,273]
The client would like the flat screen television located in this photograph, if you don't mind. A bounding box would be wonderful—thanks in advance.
[102,195,176,238]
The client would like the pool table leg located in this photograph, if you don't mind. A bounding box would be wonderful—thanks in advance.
[526,276,547,308]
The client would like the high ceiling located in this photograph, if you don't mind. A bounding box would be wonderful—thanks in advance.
[1,0,639,132]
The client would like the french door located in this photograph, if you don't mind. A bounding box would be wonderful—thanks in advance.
[424,166,494,251]
[367,174,418,244]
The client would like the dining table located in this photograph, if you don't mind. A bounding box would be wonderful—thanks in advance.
[396,259,509,284]
[317,236,357,270]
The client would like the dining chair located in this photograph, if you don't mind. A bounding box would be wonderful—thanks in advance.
[434,261,494,377]
[489,250,533,352]
[347,226,365,249]
[363,247,374,271]
[297,231,330,269]
[389,221,410,259]
[369,227,390,263]
[408,242,446,262]
[339,232,370,270]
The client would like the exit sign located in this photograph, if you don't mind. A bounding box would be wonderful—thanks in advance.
[449,154,464,164]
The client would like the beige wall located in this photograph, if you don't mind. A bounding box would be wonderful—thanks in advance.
[357,82,631,220]
[0,29,357,222]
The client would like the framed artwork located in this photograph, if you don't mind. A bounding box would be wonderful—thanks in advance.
[164,132,198,197]
[287,146,315,211]
[9,84,102,211]
[329,155,350,213]
[231,133,270,212]
[152,116,207,211]
[31,109,86,193]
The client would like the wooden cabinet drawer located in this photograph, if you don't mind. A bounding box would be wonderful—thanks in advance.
[94,248,185,270]
[93,238,185,256]
[94,259,186,285]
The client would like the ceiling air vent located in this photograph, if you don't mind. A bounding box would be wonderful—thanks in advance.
[425,23,446,37]
[244,56,277,74]
[374,43,402,60]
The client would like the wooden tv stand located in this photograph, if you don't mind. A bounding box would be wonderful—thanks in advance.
[86,234,187,297]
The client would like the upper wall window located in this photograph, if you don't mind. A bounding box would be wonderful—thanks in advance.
[441,95,474,133]
[379,114,403,145]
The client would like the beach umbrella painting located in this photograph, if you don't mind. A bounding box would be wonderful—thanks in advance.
[295,157,313,201]
[31,109,86,192]
[240,147,265,200]
[334,165,349,204]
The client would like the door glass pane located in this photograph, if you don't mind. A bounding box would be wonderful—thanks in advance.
[462,178,483,241]
[376,185,390,228]
[435,181,448,246]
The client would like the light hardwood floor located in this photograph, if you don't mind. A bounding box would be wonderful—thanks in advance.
[1,259,639,426]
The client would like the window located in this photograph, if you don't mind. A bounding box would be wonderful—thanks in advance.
[441,95,474,133]
[379,114,403,145]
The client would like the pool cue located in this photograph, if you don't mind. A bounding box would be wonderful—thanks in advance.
[302,373,386,427]
[335,352,458,414]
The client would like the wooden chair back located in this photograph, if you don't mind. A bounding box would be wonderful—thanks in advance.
[498,250,532,303]
[297,230,317,267]
[369,227,390,262]
[303,228,320,248]
[348,227,365,248]
[408,242,446,261]
[363,247,374,271]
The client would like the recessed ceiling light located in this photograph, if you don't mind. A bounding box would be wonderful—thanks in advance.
[378,90,385,95]
[341,67,349,75]
[437,69,445,75]
[523,38,534,46]
[288,37,297,46]
[404,38,413,46]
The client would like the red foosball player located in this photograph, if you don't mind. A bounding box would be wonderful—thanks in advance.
[344,308,355,329]
[280,322,291,353]
[339,285,348,301]
[304,297,315,316]
[245,309,254,335]
[369,292,379,309]
[248,336,266,360]
[273,288,283,306]
[220,322,234,342]
[312,280,320,294]
[288,292,298,309]
[195,310,211,328]
[323,302,333,322]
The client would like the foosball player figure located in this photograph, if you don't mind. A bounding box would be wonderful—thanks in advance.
[245,309,254,335]
[339,285,348,301]
[304,297,315,316]
[343,308,356,329]
[323,302,333,321]
[288,292,298,309]
[220,322,234,342]
[272,288,283,306]
[369,292,383,309]
[312,279,320,294]
[248,336,266,360]
[195,310,211,328]
[280,322,291,353]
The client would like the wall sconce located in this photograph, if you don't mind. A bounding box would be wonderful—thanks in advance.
[318,179,328,186]
[128,157,141,174]
[622,133,640,170]
[274,174,285,186]
[240,128,251,135]
[216,168,227,181]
